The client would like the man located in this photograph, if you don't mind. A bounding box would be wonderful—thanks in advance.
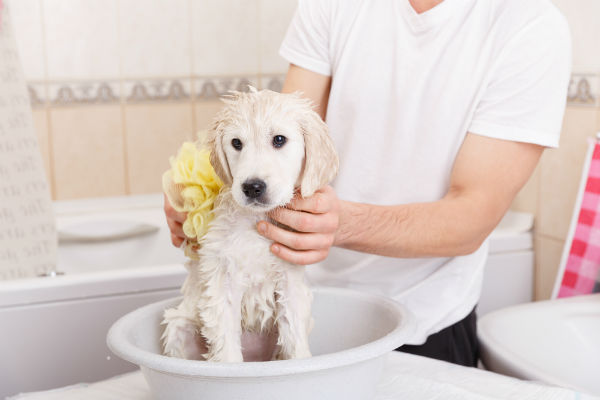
[166,0,571,366]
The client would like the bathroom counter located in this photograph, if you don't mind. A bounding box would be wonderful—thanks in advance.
[9,352,594,400]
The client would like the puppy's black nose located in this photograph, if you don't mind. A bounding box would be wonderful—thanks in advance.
[242,179,266,199]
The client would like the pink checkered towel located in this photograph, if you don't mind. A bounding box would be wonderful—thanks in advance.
[554,137,600,298]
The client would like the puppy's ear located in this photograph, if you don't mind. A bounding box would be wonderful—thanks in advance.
[300,110,339,198]
[206,119,233,185]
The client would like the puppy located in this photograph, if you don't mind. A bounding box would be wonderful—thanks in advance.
[161,88,338,362]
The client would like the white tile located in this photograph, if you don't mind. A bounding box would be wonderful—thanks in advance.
[118,0,191,78]
[191,0,259,76]
[5,0,46,80]
[43,0,120,80]
[258,0,297,74]
[551,0,600,74]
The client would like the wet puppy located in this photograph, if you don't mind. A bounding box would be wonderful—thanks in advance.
[162,88,338,362]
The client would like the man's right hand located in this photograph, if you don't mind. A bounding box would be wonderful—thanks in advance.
[164,193,188,247]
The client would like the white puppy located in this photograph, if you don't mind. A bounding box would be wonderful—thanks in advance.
[162,88,338,362]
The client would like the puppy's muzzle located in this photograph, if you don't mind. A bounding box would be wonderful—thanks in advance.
[242,179,267,200]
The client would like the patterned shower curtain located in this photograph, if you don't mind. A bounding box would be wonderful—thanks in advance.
[554,138,600,298]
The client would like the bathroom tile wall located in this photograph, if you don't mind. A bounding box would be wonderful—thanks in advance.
[513,105,600,300]
[124,103,194,194]
[510,0,600,300]
[6,0,599,299]
[6,0,297,198]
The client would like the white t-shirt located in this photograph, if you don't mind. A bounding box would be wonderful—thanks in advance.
[280,0,571,344]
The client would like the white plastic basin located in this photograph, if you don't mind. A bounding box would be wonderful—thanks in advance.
[478,294,600,395]
[107,287,415,400]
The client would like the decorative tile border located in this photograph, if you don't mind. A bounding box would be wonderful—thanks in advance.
[47,81,120,106]
[26,75,275,107]
[260,74,286,93]
[27,82,45,107]
[567,74,598,106]
[28,73,597,108]
[193,76,259,100]
[123,79,192,103]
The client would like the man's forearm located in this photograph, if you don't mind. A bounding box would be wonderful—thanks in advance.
[334,190,504,258]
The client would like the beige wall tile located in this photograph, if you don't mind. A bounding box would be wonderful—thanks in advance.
[510,163,540,216]
[193,101,224,135]
[125,103,194,194]
[31,109,53,197]
[538,107,598,240]
[50,106,126,199]
[534,234,566,300]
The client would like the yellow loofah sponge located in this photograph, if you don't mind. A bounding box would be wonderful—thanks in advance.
[162,141,223,257]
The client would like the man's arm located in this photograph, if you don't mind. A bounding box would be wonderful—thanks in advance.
[334,133,543,257]
[281,64,332,118]
[261,65,544,263]
[262,131,543,263]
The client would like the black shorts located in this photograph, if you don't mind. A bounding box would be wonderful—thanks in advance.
[395,307,479,367]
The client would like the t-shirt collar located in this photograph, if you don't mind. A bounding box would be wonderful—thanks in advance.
[399,0,470,33]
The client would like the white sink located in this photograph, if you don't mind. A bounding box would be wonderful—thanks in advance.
[478,294,600,396]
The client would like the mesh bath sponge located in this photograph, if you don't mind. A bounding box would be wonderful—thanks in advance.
[163,140,223,258]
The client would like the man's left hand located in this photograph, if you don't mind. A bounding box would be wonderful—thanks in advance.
[257,185,340,265]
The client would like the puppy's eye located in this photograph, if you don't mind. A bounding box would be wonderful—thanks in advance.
[231,138,243,151]
[272,135,287,148]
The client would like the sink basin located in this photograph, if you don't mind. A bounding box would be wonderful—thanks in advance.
[478,294,600,395]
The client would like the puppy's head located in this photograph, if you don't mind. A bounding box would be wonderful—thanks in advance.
[207,87,338,212]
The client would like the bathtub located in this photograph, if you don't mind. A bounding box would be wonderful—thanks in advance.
[0,194,535,398]
[0,194,187,398]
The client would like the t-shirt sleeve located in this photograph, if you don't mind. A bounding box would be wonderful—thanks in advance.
[469,9,572,148]
[279,0,332,77]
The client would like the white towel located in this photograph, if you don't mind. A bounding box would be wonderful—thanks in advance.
[9,353,596,400]
[375,353,595,400]
[7,372,151,400]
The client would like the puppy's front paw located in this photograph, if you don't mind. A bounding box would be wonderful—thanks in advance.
[205,348,244,363]
[273,345,312,361]
[162,308,206,360]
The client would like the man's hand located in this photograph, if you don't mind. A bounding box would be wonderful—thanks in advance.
[257,186,340,265]
[164,193,188,247]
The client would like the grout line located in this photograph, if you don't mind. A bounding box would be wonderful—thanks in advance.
[533,161,542,299]
[533,162,542,300]
[119,101,130,195]
[115,0,123,80]
[27,73,263,84]
[115,0,130,195]
[567,103,600,109]
[188,0,197,138]
[256,0,263,89]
